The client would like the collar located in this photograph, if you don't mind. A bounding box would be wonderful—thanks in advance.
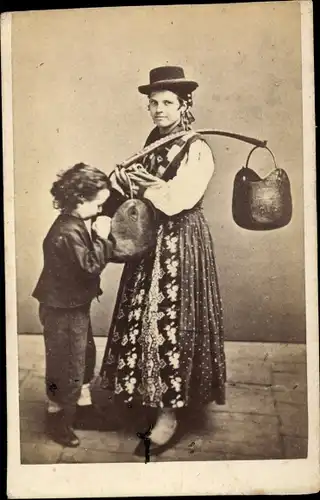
[145,122,187,146]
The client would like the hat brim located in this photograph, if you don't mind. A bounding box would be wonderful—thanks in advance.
[138,79,198,95]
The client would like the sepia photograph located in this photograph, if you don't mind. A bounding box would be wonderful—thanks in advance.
[3,1,319,497]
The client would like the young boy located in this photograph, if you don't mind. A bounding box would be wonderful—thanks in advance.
[32,163,113,447]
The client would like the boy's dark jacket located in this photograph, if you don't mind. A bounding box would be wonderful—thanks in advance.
[32,213,112,308]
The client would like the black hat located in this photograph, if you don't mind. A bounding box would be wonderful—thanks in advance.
[138,66,199,95]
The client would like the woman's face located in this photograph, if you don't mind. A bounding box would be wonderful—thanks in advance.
[148,90,186,129]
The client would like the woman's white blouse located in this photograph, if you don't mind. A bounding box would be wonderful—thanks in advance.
[143,139,215,216]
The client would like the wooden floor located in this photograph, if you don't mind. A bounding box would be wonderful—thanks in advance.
[18,335,308,464]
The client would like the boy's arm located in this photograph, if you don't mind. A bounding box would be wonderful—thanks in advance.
[58,230,113,276]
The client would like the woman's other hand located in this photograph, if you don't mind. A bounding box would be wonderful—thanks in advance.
[127,164,158,182]
[92,216,111,240]
[114,166,132,193]
[115,164,165,197]
[130,176,165,197]
[127,165,165,194]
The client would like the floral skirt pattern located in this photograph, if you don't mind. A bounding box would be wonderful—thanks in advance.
[100,205,226,408]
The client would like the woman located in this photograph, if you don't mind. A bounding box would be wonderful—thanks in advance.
[100,66,226,455]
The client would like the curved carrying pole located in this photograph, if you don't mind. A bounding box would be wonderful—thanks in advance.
[197,129,268,148]
[117,129,268,170]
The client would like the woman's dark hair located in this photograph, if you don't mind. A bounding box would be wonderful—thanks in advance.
[50,162,111,211]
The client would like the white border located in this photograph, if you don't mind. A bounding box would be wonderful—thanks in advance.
[3,8,23,480]
[4,2,319,497]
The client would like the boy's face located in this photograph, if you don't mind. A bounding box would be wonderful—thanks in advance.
[77,188,110,220]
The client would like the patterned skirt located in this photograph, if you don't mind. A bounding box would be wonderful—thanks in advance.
[100,205,226,409]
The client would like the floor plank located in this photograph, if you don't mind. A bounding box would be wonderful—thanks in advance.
[282,436,308,459]
[271,371,307,393]
[20,442,63,465]
[276,402,308,438]
[17,335,309,464]
[213,384,275,415]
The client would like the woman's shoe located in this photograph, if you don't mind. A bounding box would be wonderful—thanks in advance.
[134,436,151,460]
[149,408,177,446]
[134,424,183,458]
[150,425,184,456]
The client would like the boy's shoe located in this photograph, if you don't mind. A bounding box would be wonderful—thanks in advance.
[56,425,80,448]
[45,411,80,448]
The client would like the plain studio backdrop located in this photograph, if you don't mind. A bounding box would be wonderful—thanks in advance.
[12,2,305,343]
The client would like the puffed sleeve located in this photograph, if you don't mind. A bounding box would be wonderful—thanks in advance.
[143,140,215,216]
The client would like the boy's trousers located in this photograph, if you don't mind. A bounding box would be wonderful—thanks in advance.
[39,303,96,426]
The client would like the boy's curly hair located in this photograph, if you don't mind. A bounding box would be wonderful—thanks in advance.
[51,163,111,211]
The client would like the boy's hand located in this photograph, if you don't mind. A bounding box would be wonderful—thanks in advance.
[92,216,111,240]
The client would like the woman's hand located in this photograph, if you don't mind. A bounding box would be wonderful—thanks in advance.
[128,164,164,190]
[114,166,132,193]
[114,164,165,197]
[130,175,165,197]
[92,216,111,240]
[126,164,158,182]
